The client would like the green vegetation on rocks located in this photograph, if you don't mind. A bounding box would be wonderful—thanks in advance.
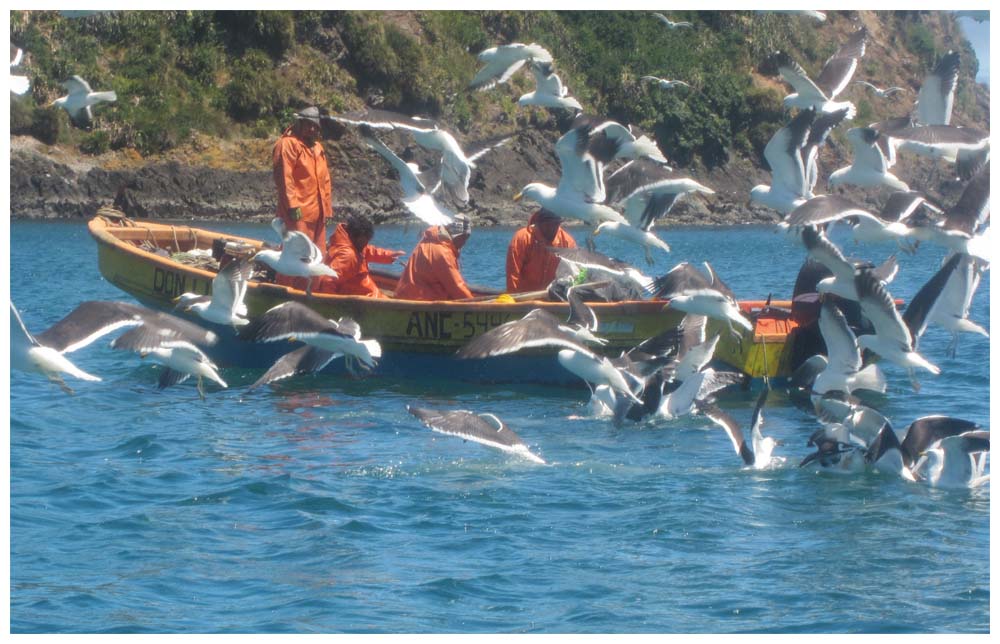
[10,9,986,169]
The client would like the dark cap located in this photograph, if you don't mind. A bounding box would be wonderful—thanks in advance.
[295,106,321,126]
[536,208,562,222]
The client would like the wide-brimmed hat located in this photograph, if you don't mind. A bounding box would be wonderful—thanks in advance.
[294,106,321,126]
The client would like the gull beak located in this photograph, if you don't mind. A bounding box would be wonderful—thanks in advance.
[513,191,523,202]
[288,336,297,343]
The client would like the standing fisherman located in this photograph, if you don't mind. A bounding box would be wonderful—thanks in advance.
[273,106,334,290]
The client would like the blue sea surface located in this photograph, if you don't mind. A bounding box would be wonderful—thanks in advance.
[9,219,990,633]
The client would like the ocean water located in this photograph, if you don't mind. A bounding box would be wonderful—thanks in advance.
[9,219,990,633]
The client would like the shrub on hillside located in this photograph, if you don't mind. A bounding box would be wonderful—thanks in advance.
[31,108,68,146]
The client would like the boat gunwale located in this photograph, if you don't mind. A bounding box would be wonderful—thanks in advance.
[88,217,792,315]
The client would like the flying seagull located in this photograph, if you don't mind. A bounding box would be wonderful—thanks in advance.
[174,258,252,328]
[773,27,868,118]
[469,42,553,92]
[332,109,512,206]
[750,108,815,214]
[358,125,455,226]
[605,159,714,230]
[252,218,337,297]
[52,75,117,126]
[641,76,691,91]
[854,81,906,99]
[811,299,886,396]
[11,301,102,394]
[519,59,582,111]
[516,115,666,227]
[855,268,940,391]
[10,45,29,95]
[828,127,909,191]
[651,13,693,29]
[13,300,220,395]
[240,301,382,372]
[902,252,989,358]
[915,50,960,126]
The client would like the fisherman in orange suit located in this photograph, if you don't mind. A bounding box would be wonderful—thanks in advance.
[316,214,405,298]
[394,215,474,301]
[505,209,577,293]
[272,106,333,289]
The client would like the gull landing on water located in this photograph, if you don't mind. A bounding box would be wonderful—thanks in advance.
[408,406,546,465]
[241,301,382,374]
[700,387,785,469]
[11,301,102,394]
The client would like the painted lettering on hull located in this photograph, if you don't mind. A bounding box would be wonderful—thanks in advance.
[405,310,517,340]
[152,267,210,298]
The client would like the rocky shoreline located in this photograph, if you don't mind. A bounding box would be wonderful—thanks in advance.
[10,131,787,227]
[6,120,977,228]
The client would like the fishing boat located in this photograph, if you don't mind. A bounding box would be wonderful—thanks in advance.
[88,211,807,384]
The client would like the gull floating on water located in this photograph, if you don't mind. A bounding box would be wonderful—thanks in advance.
[52,74,117,126]
[913,430,990,488]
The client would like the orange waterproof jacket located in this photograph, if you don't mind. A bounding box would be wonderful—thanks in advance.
[273,127,333,248]
[316,223,398,297]
[505,212,577,293]
[394,226,473,301]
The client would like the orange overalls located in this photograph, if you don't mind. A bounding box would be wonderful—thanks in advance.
[394,227,473,301]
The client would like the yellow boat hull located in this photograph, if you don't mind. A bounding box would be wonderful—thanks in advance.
[89,214,796,381]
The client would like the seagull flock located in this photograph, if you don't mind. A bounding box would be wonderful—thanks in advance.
[11,13,989,488]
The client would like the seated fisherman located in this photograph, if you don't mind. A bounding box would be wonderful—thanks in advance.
[505,209,577,293]
[316,214,405,298]
[394,215,474,301]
